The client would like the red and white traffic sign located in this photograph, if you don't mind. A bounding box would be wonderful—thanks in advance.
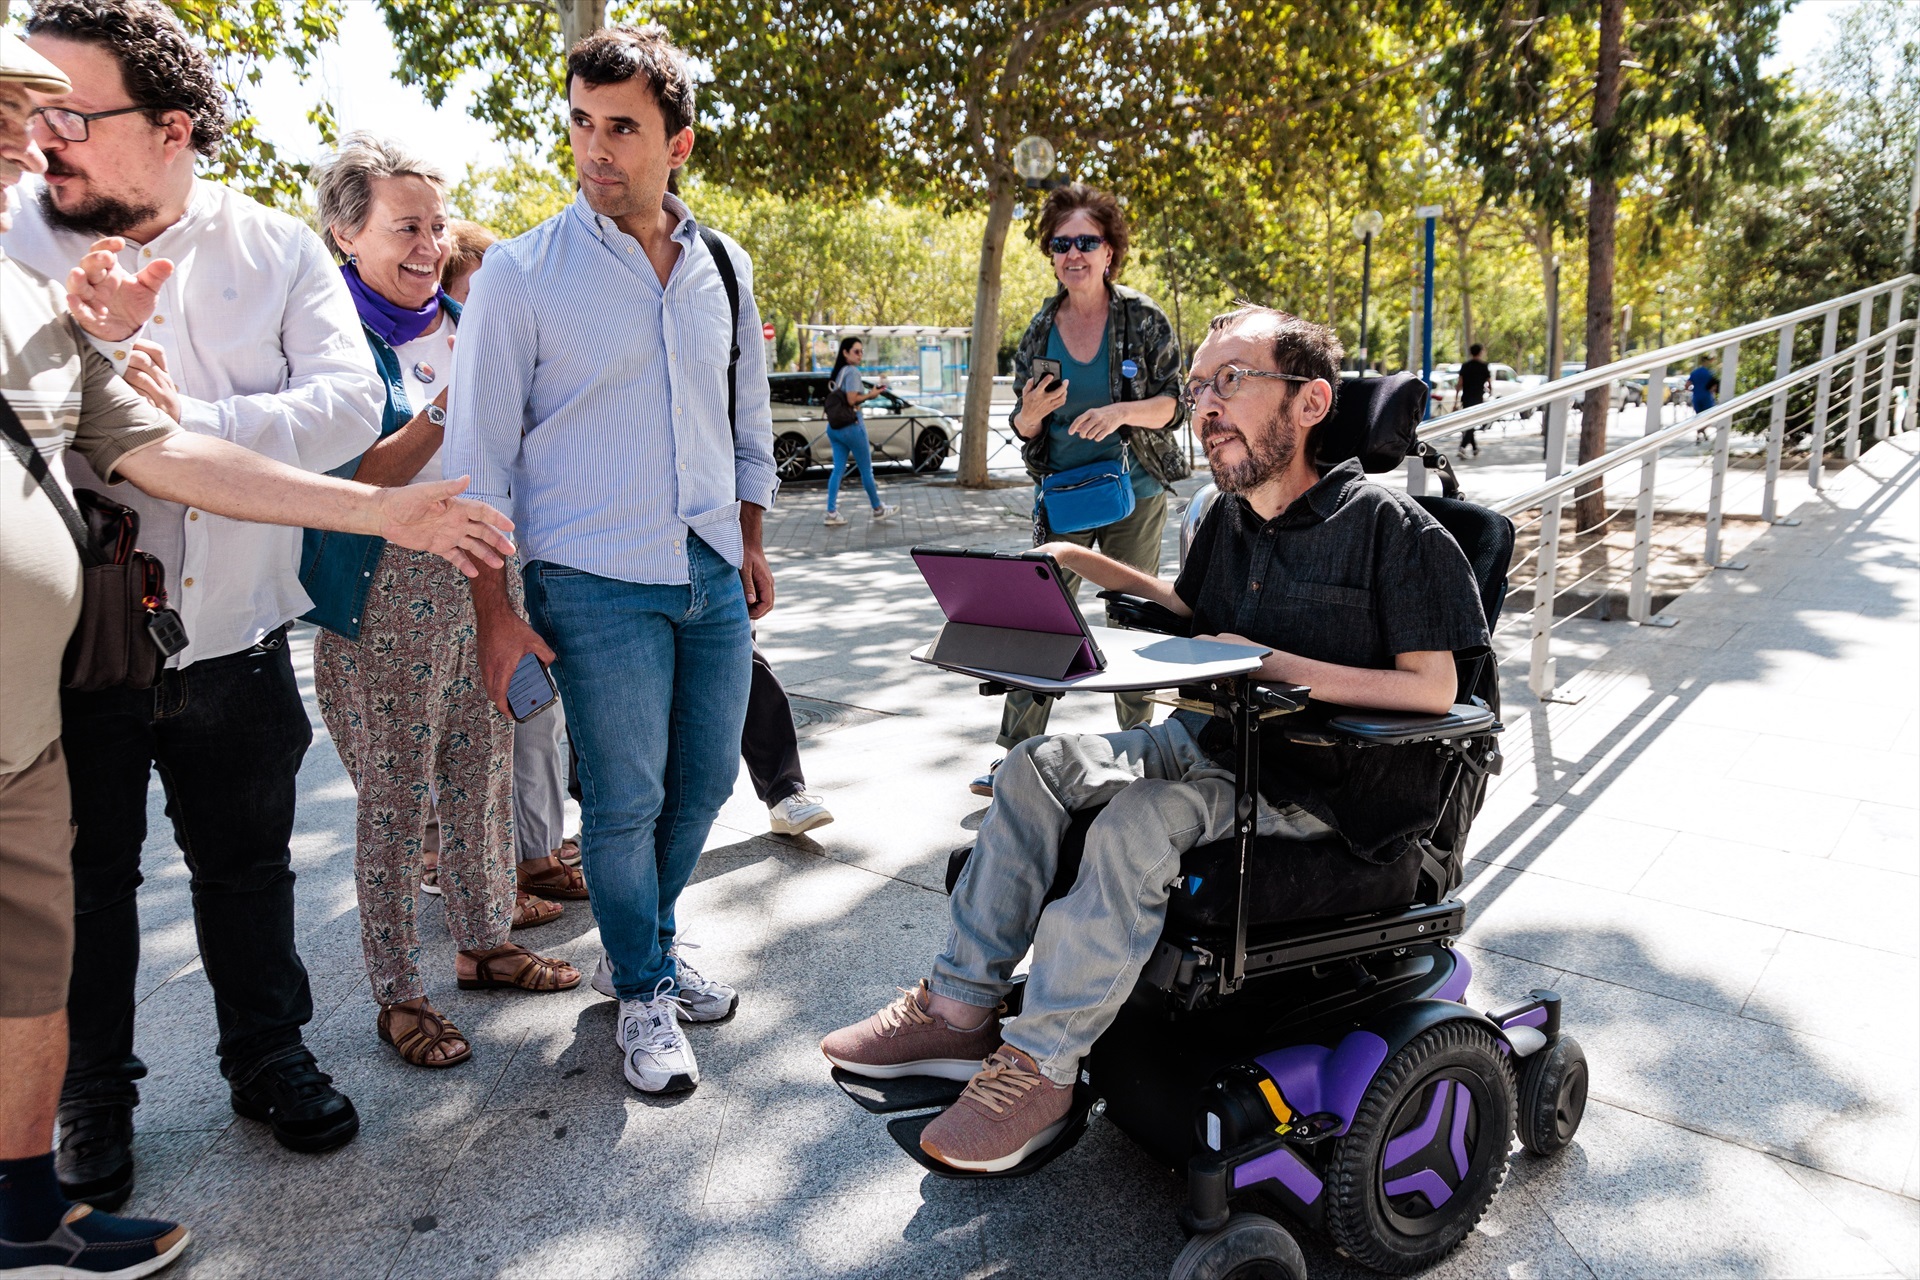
[762,322,776,341]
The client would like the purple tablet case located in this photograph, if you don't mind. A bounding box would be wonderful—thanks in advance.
[913,548,1103,680]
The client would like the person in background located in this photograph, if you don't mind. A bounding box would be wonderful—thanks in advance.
[822,335,896,527]
[441,218,493,304]
[425,213,588,927]
[974,182,1186,798]
[0,33,513,1274]
[745,645,832,837]
[1457,342,1490,458]
[8,0,384,1204]
[1688,356,1720,444]
[303,133,580,1071]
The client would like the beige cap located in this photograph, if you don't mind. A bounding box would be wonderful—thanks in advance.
[1,30,71,93]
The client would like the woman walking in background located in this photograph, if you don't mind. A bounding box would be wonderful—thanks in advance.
[822,336,897,527]
[973,184,1187,797]
[302,135,579,1071]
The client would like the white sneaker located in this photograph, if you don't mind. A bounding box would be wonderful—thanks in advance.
[669,943,738,1022]
[593,948,736,1022]
[769,791,834,837]
[618,980,699,1093]
[823,511,849,527]
[872,504,898,520]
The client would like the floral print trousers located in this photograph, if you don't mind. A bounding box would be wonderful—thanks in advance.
[314,546,515,1004]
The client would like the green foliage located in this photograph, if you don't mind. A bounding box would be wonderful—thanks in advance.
[170,0,341,207]
[450,153,575,238]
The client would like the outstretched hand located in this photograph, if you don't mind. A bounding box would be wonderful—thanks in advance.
[67,237,174,343]
[374,475,516,577]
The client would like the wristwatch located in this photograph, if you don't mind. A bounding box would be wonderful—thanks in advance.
[425,403,446,427]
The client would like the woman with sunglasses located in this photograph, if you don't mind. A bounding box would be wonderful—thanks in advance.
[971,184,1187,798]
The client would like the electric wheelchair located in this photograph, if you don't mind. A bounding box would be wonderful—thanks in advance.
[834,373,1589,1279]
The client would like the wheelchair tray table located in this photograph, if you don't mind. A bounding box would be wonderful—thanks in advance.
[912,625,1268,695]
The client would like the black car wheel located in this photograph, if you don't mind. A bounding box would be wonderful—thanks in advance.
[1516,1035,1587,1156]
[773,432,813,482]
[1324,1019,1516,1275]
[1168,1213,1305,1280]
[912,425,950,473]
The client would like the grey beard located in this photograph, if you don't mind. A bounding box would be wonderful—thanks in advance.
[1207,412,1299,494]
[38,183,160,240]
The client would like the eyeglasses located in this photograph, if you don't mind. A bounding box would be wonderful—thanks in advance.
[1180,364,1312,411]
[29,104,152,143]
[1046,234,1107,255]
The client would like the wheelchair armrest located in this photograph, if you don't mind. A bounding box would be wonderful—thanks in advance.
[1097,591,1192,636]
[1324,703,1498,745]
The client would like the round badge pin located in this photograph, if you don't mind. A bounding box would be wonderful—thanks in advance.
[412,361,437,383]
[1120,358,1139,378]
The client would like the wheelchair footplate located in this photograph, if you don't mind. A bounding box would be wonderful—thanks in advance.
[830,1068,967,1115]
[884,1082,1100,1180]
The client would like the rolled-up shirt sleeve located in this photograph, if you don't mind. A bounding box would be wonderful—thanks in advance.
[170,230,381,473]
[445,246,536,514]
[729,247,778,509]
[70,331,178,481]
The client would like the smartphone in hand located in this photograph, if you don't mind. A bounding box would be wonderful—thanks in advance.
[507,651,558,722]
[1029,357,1063,390]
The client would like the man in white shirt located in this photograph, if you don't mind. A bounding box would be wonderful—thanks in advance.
[5,0,384,1209]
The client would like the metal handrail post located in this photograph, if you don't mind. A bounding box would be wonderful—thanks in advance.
[1763,325,1796,525]
[1628,364,1658,625]
[1809,307,1839,488]
[1843,295,1872,461]
[1705,340,1742,569]
[1907,291,1920,434]
[1878,284,1905,440]
[1529,396,1570,700]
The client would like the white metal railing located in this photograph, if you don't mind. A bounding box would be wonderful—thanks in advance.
[1415,274,1917,701]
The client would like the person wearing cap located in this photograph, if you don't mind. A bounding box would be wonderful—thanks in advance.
[6,0,387,1206]
[0,31,513,1278]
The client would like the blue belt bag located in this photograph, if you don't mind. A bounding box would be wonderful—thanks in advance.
[1039,454,1136,534]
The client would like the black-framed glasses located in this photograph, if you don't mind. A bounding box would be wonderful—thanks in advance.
[1181,364,1312,411]
[29,104,152,143]
[1046,234,1107,255]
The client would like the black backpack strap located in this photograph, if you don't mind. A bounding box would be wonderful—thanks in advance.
[0,394,100,566]
[698,226,742,431]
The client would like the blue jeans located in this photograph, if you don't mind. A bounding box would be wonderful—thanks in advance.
[522,538,751,999]
[826,424,881,513]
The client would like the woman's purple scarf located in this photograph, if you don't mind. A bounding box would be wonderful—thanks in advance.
[341,262,446,347]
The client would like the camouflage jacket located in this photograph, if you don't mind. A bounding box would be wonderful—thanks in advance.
[1010,283,1191,488]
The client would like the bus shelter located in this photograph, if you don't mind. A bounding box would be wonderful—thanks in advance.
[797,325,972,418]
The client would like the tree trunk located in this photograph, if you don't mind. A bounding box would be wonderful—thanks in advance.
[959,175,1017,488]
[1533,217,1559,377]
[555,0,606,55]
[1576,0,1626,537]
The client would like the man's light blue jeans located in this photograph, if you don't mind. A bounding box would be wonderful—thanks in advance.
[932,717,1329,1085]
[523,538,751,1000]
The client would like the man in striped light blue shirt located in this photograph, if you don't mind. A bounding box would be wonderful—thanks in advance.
[444,25,777,1096]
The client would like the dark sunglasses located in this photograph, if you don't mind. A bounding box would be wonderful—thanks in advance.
[1046,234,1108,255]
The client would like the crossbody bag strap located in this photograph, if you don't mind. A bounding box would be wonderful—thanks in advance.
[698,227,742,432]
[0,394,101,567]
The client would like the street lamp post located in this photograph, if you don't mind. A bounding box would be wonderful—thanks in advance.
[1413,205,1441,415]
[1352,210,1383,371]
[1655,284,1666,350]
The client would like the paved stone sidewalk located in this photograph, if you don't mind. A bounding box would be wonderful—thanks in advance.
[103,437,1916,1278]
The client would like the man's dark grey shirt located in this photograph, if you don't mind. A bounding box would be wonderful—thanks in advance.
[1171,458,1489,861]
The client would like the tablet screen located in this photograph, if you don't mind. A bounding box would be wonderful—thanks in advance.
[912,547,1092,637]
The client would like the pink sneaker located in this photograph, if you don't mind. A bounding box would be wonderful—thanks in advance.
[918,1046,1075,1172]
[820,980,1001,1081]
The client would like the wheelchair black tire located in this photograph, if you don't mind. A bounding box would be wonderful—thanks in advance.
[1323,1019,1515,1275]
[1516,1034,1588,1156]
[1167,1212,1306,1280]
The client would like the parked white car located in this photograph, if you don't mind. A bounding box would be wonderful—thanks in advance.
[1429,362,1533,417]
[767,372,958,482]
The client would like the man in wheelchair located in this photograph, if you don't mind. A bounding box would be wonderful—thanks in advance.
[822,306,1490,1173]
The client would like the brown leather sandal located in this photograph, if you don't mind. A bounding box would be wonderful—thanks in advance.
[557,837,581,868]
[376,1001,471,1068]
[512,888,562,930]
[456,945,582,992]
[517,857,589,901]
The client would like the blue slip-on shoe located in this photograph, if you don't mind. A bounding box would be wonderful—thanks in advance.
[0,1201,189,1278]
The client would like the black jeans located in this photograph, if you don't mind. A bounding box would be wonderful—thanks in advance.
[743,645,804,807]
[60,631,316,1110]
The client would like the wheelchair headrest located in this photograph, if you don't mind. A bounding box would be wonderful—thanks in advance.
[1314,372,1429,474]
